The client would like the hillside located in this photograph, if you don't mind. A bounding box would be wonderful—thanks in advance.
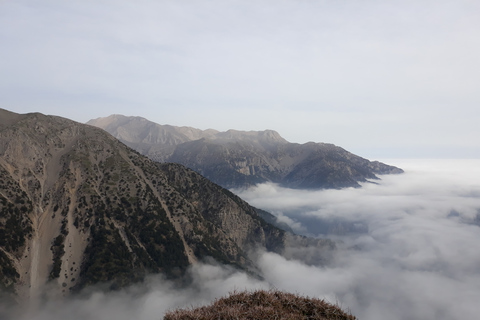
[88,115,403,189]
[0,108,333,301]
[164,289,356,320]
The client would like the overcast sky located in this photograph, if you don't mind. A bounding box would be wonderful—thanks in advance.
[1,0,479,158]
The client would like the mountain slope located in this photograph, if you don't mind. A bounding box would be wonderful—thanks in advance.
[0,109,331,300]
[88,115,403,189]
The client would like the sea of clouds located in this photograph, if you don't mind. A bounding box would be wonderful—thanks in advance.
[5,159,480,320]
[237,159,480,320]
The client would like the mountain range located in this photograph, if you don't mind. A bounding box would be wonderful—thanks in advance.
[0,108,333,301]
[88,115,403,189]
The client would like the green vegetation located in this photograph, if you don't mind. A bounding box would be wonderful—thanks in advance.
[0,168,33,254]
[77,164,190,288]
[0,159,35,293]
[80,225,138,290]
[49,234,65,280]
[0,250,19,292]
[122,187,189,276]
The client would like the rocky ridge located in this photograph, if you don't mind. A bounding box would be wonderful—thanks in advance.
[0,109,333,301]
[88,115,403,189]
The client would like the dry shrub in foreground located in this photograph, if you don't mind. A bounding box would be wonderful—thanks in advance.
[164,289,356,320]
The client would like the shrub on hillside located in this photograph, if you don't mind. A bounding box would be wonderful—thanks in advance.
[164,289,356,320]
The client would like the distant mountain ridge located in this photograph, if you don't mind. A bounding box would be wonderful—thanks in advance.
[0,108,332,301]
[88,115,403,189]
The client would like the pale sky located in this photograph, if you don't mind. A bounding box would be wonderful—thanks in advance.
[1,0,479,158]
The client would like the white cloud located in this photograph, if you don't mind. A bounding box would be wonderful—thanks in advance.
[234,159,480,319]
[5,159,480,320]
[8,262,269,320]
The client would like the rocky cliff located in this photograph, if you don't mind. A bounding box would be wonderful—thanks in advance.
[0,109,332,301]
[88,115,403,189]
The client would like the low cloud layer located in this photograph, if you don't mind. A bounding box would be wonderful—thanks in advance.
[237,159,480,320]
[4,159,480,320]
[6,262,270,320]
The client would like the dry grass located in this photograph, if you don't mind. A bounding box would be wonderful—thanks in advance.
[164,289,356,320]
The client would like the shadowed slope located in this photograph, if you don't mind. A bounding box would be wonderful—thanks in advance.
[0,109,192,298]
[1,108,332,300]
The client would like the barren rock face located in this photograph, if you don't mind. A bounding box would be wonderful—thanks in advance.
[2,109,335,301]
[88,115,403,189]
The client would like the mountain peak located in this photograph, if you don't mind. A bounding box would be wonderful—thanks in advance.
[2,109,326,300]
[213,129,288,145]
[0,108,31,126]
[88,117,403,189]
[88,114,403,190]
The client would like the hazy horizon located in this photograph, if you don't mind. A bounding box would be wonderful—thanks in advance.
[2,0,480,158]
[3,107,478,160]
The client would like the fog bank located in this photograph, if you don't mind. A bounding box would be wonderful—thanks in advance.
[3,159,480,320]
[236,159,480,320]
[5,263,269,320]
